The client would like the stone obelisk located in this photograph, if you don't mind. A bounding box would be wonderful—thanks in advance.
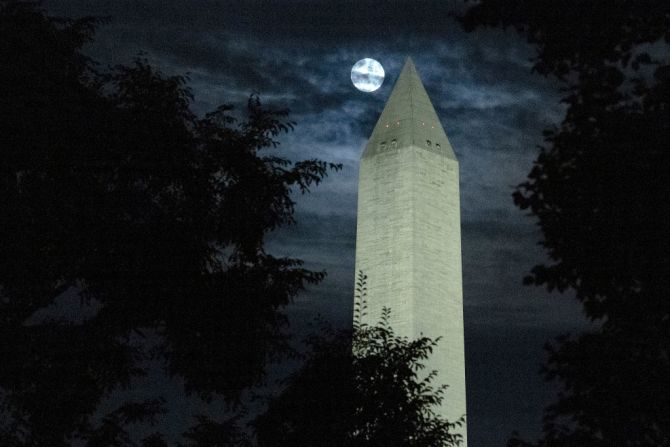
[354,57,467,445]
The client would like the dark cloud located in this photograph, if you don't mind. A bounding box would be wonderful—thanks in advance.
[48,0,466,40]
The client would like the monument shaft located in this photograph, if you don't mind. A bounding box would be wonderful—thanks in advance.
[354,58,467,445]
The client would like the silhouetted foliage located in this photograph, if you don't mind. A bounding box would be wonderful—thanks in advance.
[179,415,252,447]
[81,399,167,447]
[461,2,670,446]
[0,1,339,445]
[254,272,463,447]
[142,433,169,447]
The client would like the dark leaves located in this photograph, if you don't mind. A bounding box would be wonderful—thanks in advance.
[82,399,167,447]
[461,1,670,445]
[0,1,338,444]
[180,414,252,447]
[254,272,463,447]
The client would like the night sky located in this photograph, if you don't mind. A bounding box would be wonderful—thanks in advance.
[42,1,592,446]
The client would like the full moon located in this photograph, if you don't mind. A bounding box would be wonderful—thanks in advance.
[351,58,385,92]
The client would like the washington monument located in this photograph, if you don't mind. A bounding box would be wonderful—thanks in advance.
[354,57,467,445]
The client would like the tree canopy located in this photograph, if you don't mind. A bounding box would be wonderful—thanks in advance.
[254,273,464,447]
[0,1,339,445]
[461,2,670,446]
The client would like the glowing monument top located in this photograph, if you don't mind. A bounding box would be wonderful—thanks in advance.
[364,57,456,161]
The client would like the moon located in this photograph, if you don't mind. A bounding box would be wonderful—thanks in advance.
[351,58,385,92]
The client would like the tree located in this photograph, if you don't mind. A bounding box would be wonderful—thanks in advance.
[0,1,339,445]
[178,415,252,447]
[254,272,464,447]
[460,2,670,446]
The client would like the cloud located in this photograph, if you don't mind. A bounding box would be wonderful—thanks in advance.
[49,0,466,39]
[43,0,589,339]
